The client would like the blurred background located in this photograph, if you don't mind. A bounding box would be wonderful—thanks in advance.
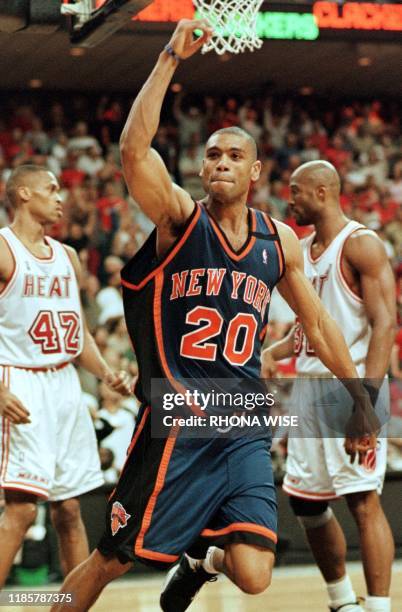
[0,0,401,591]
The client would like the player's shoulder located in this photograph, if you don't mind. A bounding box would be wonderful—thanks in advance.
[0,230,15,281]
[271,220,303,269]
[273,219,299,250]
[61,242,77,258]
[59,242,81,277]
[343,225,389,269]
[343,226,386,257]
[46,236,78,261]
[272,218,297,239]
[0,229,14,258]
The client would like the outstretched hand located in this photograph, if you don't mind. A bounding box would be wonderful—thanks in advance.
[104,370,132,397]
[344,432,377,466]
[0,387,31,424]
[167,19,213,60]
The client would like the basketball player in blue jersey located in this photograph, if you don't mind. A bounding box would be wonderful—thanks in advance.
[52,20,378,612]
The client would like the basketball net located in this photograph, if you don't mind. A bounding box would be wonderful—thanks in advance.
[61,0,94,27]
[193,0,264,55]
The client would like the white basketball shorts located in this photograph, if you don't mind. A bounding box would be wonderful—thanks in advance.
[0,363,104,501]
[283,376,388,499]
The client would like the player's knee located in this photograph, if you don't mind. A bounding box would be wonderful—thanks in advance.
[346,490,378,527]
[6,500,38,532]
[289,496,332,529]
[231,552,273,595]
[235,567,272,595]
[94,551,133,582]
[51,498,82,532]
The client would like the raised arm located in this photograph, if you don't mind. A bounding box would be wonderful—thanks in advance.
[342,230,396,381]
[119,19,212,231]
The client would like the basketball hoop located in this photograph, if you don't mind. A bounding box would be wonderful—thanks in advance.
[61,0,93,28]
[193,0,264,55]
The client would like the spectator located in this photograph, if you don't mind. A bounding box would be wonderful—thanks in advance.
[178,134,205,200]
[387,160,402,204]
[97,382,135,472]
[96,256,125,325]
[77,144,105,177]
[173,92,205,147]
[26,117,49,154]
[98,448,119,485]
[68,120,100,151]
[96,180,126,233]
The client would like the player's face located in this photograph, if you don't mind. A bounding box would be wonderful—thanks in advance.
[26,172,63,224]
[200,134,260,203]
[289,175,317,226]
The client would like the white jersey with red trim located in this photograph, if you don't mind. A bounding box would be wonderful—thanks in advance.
[295,220,370,375]
[0,227,83,368]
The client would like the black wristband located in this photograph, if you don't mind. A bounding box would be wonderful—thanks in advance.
[164,44,182,62]
[363,382,380,407]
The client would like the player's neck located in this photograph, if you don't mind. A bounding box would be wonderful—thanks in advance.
[10,214,46,246]
[205,198,248,233]
[313,212,349,246]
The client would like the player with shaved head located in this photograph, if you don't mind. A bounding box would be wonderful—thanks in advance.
[262,160,396,612]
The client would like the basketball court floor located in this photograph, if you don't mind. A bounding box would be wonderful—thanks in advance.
[6,561,402,611]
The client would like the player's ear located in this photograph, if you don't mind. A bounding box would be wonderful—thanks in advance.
[199,160,205,178]
[18,185,31,203]
[316,185,326,201]
[250,160,261,183]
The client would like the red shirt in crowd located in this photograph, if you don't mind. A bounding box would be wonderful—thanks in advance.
[324,146,351,170]
[96,195,127,232]
[61,168,86,188]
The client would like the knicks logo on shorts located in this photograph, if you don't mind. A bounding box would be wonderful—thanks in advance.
[363,448,377,472]
[111,501,131,536]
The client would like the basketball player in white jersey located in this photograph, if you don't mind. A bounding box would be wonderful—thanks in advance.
[0,165,131,589]
[262,161,396,612]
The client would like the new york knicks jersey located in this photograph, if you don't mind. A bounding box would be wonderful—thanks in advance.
[121,203,285,405]
[0,227,83,368]
[296,220,371,375]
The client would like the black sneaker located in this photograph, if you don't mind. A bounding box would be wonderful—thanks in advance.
[160,555,218,611]
[329,598,365,611]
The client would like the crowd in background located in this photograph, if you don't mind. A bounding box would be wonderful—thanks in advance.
[0,90,401,478]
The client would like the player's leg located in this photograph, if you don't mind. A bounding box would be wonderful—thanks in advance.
[50,497,89,576]
[207,543,274,593]
[0,490,38,588]
[327,418,392,612]
[52,405,155,611]
[161,439,277,611]
[346,490,394,611]
[289,496,363,612]
[50,365,104,575]
[290,496,346,581]
[285,429,363,612]
[0,367,56,587]
[50,550,132,612]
